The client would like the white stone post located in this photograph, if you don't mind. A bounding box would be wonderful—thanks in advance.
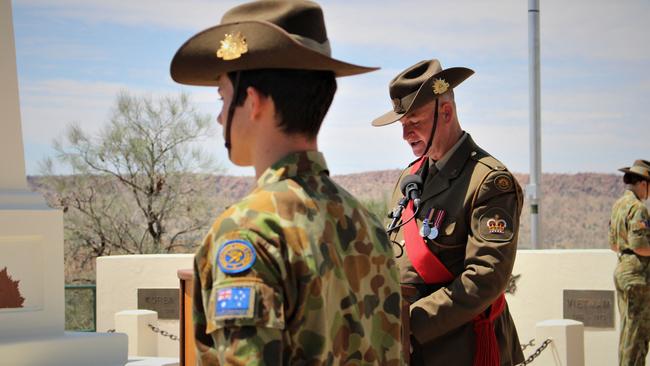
[534,319,585,366]
[115,310,159,357]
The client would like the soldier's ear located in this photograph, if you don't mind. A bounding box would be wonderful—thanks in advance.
[245,86,270,122]
[440,101,454,123]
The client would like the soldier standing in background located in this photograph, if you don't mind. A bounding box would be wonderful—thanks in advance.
[170,1,403,364]
[610,159,650,366]
[372,59,524,365]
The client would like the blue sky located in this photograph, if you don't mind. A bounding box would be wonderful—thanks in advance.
[11,0,650,176]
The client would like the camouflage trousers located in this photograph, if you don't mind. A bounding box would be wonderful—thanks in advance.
[616,283,650,366]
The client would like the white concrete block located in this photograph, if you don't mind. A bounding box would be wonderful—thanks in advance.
[97,254,193,357]
[534,319,584,366]
[0,332,128,366]
[508,250,641,366]
[116,309,159,357]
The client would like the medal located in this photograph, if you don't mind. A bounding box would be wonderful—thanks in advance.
[427,227,439,240]
[420,207,434,237]
[427,209,446,240]
[419,220,431,237]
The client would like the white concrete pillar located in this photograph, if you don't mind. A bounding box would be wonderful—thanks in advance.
[0,0,46,209]
[115,310,159,357]
[0,0,27,190]
[534,319,584,366]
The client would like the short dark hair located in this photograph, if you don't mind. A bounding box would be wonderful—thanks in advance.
[623,173,649,185]
[227,69,337,139]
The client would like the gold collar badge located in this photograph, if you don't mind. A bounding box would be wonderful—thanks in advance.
[217,32,248,61]
[432,78,450,95]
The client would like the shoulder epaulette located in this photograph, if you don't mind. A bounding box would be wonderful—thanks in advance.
[474,154,507,172]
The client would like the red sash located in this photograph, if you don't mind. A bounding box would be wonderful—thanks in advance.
[401,157,506,366]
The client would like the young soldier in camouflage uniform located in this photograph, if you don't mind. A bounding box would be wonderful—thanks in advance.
[170,1,403,365]
[610,159,650,366]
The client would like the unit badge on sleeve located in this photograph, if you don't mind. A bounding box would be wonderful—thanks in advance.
[478,208,514,241]
[487,216,507,234]
[217,239,256,274]
[494,174,513,192]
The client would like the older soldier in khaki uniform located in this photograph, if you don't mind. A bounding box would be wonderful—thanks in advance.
[170,1,403,364]
[372,59,524,365]
[610,159,650,366]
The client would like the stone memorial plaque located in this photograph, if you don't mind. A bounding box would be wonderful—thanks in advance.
[563,289,615,328]
[138,288,179,320]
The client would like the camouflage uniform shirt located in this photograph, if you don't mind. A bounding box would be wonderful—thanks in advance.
[610,190,650,289]
[193,151,403,365]
[609,189,650,365]
[610,191,650,254]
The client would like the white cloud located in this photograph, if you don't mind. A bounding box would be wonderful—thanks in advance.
[20,79,127,144]
[17,77,251,175]
[19,79,221,142]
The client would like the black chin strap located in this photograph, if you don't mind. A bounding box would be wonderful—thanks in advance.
[224,71,241,158]
[418,98,439,179]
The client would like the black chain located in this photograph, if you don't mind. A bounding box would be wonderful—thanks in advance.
[520,338,535,351]
[518,338,552,365]
[148,323,180,341]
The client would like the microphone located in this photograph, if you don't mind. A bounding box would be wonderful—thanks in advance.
[400,174,423,210]
[386,174,424,234]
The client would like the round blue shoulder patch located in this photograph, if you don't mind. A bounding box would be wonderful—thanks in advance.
[217,240,256,274]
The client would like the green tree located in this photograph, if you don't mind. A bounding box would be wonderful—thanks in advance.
[39,92,221,265]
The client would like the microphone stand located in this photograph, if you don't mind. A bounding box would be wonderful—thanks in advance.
[386,196,409,233]
[386,195,413,366]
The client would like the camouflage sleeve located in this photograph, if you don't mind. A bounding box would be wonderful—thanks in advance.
[193,246,221,366]
[410,170,522,343]
[202,229,288,365]
[608,217,617,251]
[628,204,650,250]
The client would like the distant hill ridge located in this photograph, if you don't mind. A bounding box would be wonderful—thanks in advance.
[209,170,627,249]
[28,171,631,250]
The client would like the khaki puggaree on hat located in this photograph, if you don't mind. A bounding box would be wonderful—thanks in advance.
[170,0,377,86]
[372,59,474,126]
[619,159,650,181]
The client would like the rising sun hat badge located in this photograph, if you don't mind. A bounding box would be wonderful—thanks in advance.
[216,32,248,61]
[432,78,450,95]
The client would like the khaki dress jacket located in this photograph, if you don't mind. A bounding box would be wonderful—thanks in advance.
[390,134,524,365]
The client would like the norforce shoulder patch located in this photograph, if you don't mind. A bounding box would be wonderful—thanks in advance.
[494,174,513,192]
[217,240,256,274]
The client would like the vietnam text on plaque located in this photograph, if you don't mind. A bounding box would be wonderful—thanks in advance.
[563,289,615,328]
[137,288,179,320]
